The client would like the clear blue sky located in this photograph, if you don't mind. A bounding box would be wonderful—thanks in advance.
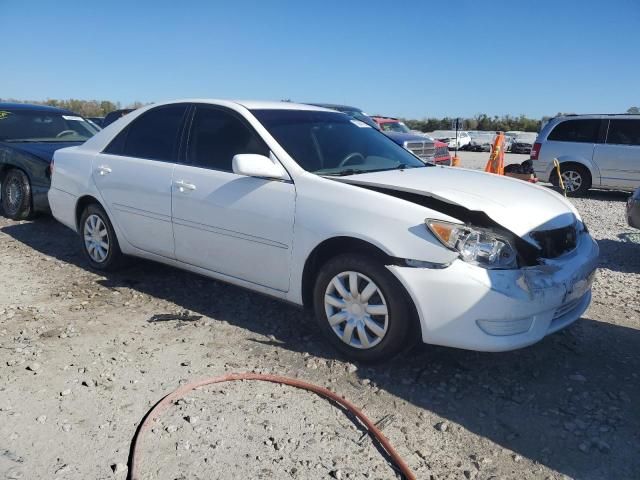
[1,0,638,119]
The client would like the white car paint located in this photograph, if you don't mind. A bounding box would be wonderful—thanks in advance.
[49,99,599,353]
[429,130,471,149]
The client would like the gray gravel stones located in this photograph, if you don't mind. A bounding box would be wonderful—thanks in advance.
[0,178,638,479]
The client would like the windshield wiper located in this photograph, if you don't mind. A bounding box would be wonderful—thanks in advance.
[320,168,369,176]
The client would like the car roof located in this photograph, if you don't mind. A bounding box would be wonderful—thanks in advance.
[0,102,75,114]
[304,103,362,112]
[553,113,640,120]
[145,99,335,113]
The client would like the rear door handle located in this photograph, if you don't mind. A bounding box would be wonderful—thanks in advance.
[97,165,112,176]
[174,180,196,192]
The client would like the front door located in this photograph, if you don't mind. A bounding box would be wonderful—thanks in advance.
[93,104,189,258]
[171,105,295,291]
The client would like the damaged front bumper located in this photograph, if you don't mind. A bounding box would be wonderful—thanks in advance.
[388,230,599,352]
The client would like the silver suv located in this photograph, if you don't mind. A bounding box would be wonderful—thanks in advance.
[531,114,640,195]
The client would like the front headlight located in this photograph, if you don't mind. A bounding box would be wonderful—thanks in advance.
[426,219,518,269]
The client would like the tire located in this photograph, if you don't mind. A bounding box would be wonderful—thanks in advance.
[1,169,33,220]
[313,254,414,363]
[79,203,125,271]
[552,164,591,197]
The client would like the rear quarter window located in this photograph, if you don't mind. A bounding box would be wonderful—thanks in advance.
[607,119,640,146]
[547,119,601,143]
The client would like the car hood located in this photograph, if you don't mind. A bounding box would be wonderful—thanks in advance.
[341,166,578,238]
[383,131,432,144]
[2,141,83,162]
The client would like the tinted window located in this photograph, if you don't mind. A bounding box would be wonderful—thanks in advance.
[103,109,134,127]
[547,119,600,143]
[187,107,269,171]
[607,119,640,146]
[112,105,187,161]
[252,109,426,175]
[0,109,98,142]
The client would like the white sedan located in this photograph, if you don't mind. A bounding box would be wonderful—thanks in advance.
[48,100,599,362]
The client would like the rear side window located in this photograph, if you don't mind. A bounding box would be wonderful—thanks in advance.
[186,106,269,172]
[547,119,600,143]
[607,119,640,146]
[105,104,188,161]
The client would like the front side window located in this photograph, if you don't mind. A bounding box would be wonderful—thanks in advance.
[0,109,98,142]
[607,119,640,146]
[110,104,188,161]
[547,119,600,143]
[186,107,269,172]
[252,109,427,175]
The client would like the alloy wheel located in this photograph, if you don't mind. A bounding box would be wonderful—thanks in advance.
[561,170,583,193]
[324,271,389,349]
[83,214,110,263]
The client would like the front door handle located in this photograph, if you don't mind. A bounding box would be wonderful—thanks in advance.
[174,180,196,192]
[97,165,112,176]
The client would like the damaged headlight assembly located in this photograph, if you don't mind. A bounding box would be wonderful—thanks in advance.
[426,219,518,269]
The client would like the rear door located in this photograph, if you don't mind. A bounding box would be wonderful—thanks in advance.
[593,119,640,190]
[93,104,189,258]
[171,104,295,291]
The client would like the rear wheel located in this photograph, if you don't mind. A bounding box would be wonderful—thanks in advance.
[553,164,591,197]
[79,203,125,271]
[313,254,414,363]
[1,169,33,220]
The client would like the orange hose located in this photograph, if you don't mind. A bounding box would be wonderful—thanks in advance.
[128,373,416,480]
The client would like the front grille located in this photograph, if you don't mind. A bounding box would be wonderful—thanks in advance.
[405,140,436,160]
[530,224,577,258]
[435,145,449,158]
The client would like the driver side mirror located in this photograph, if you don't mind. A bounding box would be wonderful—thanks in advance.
[232,154,289,181]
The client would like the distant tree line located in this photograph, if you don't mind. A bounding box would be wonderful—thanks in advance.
[3,98,639,129]
[0,98,147,117]
[404,107,640,133]
[403,114,542,133]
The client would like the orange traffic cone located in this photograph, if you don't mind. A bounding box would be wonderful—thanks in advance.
[484,132,505,175]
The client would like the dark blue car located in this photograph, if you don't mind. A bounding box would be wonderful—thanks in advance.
[0,103,98,219]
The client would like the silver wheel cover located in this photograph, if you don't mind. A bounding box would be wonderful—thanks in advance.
[83,214,110,263]
[324,271,389,349]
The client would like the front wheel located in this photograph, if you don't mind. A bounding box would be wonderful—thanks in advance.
[79,203,125,271]
[553,164,591,197]
[313,254,414,363]
[1,169,33,220]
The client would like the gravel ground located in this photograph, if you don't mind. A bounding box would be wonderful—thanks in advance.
[1,162,639,480]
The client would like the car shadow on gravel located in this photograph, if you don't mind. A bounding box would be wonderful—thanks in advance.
[3,218,640,479]
[582,189,631,202]
[597,234,640,274]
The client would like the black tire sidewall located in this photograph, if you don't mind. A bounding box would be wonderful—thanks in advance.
[313,254,413,363]
[1,169,32,220]
[79,204,123,271]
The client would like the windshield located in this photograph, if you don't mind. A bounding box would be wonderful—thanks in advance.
[379,121,411,134]
[0,109,98,142]
[252,109,427,175]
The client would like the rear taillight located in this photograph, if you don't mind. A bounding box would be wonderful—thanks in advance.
[48,159,55,178]
[530,142,541,160]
